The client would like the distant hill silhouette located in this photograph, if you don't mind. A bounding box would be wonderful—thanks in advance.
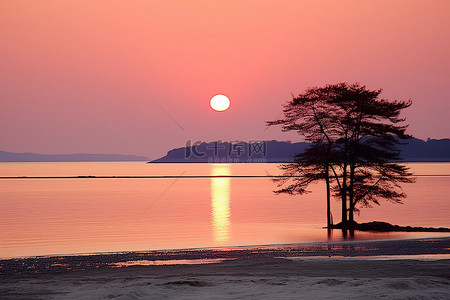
[150,140,309,163]
[2,138,447,163]
[397,138,450,161]
[0,151,149,162]
[150,138,450,163]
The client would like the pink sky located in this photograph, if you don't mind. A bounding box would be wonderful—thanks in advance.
[1,0,449,159]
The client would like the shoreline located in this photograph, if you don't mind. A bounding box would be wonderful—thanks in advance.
[3,234,450,260]
[2,237,450,299]
[2,236,449,276]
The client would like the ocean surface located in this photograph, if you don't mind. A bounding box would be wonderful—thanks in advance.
[0,162,449,258]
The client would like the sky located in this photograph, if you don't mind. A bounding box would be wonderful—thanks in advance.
[1,0,449,159]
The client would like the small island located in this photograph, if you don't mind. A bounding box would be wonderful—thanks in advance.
[330,221,450,232]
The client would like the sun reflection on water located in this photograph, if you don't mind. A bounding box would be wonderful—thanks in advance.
[210,164,231,242]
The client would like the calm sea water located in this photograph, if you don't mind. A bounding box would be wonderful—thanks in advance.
[0,162,449,258]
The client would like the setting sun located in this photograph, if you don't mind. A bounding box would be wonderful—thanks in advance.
[210,94,230,112]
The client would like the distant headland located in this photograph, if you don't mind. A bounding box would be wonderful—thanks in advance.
[1,138,448,163]
[150,138,450,163]
[0,151,149,162]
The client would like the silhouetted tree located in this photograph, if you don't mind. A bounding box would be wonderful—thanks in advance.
[267,87,344,227]
[267,83,414,228]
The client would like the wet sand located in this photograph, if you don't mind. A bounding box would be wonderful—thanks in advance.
[1,238,450,299]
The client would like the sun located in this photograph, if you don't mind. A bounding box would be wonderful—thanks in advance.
[210,94,230,112]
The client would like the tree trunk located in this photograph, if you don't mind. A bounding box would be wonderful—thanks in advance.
[341,165,347,225]
[348,162,356,224]
[349,200,354,224]
[325,163,331,228]
[348,127,361,225]
[341,149,348,225]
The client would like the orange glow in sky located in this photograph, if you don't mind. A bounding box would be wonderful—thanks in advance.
[0,0,449,158]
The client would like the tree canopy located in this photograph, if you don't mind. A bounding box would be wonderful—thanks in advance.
[267,82,415,228]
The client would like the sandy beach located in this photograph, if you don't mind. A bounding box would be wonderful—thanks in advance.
[1,237,450,299]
